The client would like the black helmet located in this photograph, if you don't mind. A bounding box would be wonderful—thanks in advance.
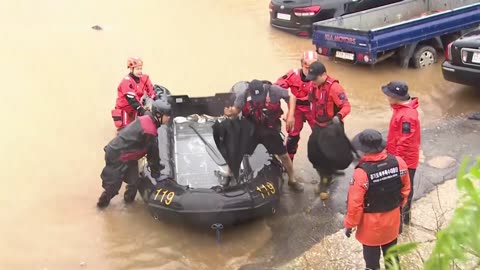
[261,80,273,85]
[153,84,171,100]
[151,99,172,116]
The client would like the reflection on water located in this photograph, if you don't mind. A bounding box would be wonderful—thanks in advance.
[101,205,271,270]
[0,0,478,269]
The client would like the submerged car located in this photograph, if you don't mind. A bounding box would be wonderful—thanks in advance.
[442,27,480,87]
[269,0,403,37]
[137,90,284,229]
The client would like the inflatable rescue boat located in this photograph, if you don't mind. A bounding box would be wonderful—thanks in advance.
[137,89,283,228]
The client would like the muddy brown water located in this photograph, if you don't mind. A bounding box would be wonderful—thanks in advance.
[0,0,478,269]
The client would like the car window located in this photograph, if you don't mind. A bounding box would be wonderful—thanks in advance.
[345,0,402,14]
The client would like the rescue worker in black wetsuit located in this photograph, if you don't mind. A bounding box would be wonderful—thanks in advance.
[97,99,172,208]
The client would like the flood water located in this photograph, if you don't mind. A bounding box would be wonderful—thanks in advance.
[0,0,479,269]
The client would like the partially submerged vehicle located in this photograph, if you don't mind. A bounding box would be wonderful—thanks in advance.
[442,27,480,87]
[137,88,284,228]
[311,0,480,68]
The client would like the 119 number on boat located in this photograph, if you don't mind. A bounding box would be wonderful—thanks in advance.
[154,189,175,206]
[256,182,276,198]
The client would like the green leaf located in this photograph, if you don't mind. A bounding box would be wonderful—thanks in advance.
[397,157,480,270]
[456,158,470,191]
[385,257,401,270]
[461,177,480,205]
[386,242,419,256]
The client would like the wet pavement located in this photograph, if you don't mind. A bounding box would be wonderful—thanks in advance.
[0,0,479,269]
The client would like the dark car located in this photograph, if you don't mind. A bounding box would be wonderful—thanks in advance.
[269,0,403,37]
[442,28,480,87]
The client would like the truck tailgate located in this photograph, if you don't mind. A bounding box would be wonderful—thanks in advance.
[312,27,371,61]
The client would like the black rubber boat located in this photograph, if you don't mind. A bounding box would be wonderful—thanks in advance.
[137,87,284,228]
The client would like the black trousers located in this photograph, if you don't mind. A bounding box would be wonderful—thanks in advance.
[363,239,399,270]
[402,169,416,224]
[100,160,139,198]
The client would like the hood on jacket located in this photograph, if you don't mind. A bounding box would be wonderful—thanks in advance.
[391,97,419,110]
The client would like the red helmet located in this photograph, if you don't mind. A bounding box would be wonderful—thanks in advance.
[127,57,143,69]
[302,51,318,66]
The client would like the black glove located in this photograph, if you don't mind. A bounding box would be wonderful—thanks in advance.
[137,106,146,116]
[332,115,341,125]
[345,228,352,238]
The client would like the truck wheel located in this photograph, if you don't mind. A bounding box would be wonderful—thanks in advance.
[412,45,437,68]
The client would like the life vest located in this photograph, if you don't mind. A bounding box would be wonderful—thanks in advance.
[357,154,403,213]
[287,69,313,101]
[115,74,154,112]
[242,86,283,129]
[310,77,340,124]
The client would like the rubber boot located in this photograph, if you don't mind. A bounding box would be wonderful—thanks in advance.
[314,176,332,200]
[97,191,111,208]
[124,185,137,203]
[214,170,233,186]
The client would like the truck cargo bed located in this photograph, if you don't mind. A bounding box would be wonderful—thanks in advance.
[312,0,480,68]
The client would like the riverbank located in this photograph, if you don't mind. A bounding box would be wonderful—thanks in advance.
[278,178,459,270]
[239,115,480,270]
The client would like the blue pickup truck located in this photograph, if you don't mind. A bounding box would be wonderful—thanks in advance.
[311,0,480,68]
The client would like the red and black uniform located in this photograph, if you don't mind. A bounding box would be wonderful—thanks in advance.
[345,151,411,270]
[386,98,420,224]
[112,73,156,130]
[309,76,350,126]
[276,69,315,160]
[233,82,290,156]
[242,95,283,131]
[101,112,161,200]
[307,76,351,176]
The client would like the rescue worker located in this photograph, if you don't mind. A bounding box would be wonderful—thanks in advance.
[305,61,351,199]
[97,99,172,208]
[223,79,304,192]
[112,57,157,130]
[345,129,411,270]
[275,51,317,161]
[382,81,420,225]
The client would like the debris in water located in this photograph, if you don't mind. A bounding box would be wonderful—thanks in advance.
[468,112,480,121]
[91,25,103,31]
